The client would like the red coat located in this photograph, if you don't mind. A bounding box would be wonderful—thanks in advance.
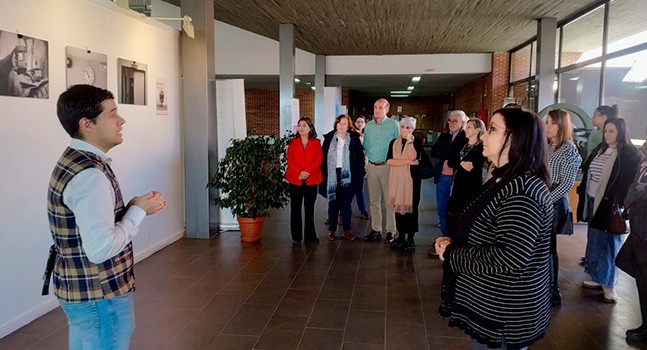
[285,137,323,186]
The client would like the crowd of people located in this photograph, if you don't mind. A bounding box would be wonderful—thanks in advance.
[284,98,647,348]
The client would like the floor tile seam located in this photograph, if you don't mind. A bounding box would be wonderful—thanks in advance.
[411,253,432,350]
[293,240,344,350]
[251,241,332,350]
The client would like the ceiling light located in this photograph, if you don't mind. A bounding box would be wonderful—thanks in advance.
[407,86,414,90]
[390,94,409,98]
[569,76,580,81]
[311,86,315,90]
[411,76,421,83]
[390,91,411,94]
[294,78,300,83]
[305,82,311,85]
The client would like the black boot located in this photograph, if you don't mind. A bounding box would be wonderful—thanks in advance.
[401,233,416,253]
[390,233,405,250]
[550,253,562,307]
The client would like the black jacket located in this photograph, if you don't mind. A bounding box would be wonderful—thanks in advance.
[430,130,467,183]
[576,143,643,230]
[447,143,485,214]
[319,131,366,198]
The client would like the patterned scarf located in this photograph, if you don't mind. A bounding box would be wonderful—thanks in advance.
[327,133,351,200]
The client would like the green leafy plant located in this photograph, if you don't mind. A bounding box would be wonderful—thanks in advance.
[207,133,291,218]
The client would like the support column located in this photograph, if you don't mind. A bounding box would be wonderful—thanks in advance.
[279,24,295,136]
[315,55,326,134]
[181,0,217,238]
[536,17,557,111]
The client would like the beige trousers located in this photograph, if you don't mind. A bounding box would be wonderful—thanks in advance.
[366,162,396,233]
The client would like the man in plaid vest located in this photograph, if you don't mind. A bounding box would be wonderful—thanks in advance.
[45,85,167,349]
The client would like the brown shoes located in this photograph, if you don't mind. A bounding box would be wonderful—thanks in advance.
[343,231,356,241]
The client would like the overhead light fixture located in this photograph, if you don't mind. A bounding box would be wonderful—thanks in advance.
[390,94,409,98]
[294,78,300,83]
[569,76,580,81]
[150,15,195,38]
[407,86,415,90]
[390,90,411,94]
[411,76,421,83]
[311,86,315,90]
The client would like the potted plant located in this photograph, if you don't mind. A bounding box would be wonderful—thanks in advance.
[207,133,291,242]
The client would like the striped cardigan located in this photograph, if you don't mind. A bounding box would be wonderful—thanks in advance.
[443,173,552,349]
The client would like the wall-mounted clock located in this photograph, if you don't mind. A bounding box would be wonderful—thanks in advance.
[82,65,95,85]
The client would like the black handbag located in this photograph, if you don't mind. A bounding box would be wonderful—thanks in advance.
[607,198,628,234]
[411,148,434,180]
[553,196,574,235]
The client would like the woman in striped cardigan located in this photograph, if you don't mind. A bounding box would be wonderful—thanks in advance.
[436,107,552,350]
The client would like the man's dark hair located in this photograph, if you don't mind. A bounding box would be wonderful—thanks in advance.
[56,85,114,138]
[492,107,550,185]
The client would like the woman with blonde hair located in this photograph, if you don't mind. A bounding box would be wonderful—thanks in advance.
[545,109,581,306]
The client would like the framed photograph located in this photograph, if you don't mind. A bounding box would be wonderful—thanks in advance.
[117,58,147,105]
[156,78,167,115]
[66,46,107,89]
[0,29,49,98]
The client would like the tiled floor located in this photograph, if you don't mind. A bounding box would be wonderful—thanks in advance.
[3,180,647,349]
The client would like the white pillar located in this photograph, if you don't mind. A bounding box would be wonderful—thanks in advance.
[536,17,557,111]
[279,24,295,136]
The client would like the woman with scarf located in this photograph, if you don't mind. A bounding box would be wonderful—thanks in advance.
[320,114,365,241]
[435,107,552,350]
[578,118,642,303]
[545,109,582,307]
[386,117,424,253]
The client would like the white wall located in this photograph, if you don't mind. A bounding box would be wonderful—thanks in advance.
[0,0,185,338]
[215,21,315,75]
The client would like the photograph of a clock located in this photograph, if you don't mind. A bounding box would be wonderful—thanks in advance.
[82,65,95,84]
[65,46,107,88]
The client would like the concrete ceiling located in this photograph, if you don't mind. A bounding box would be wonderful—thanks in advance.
[161,0,646,96]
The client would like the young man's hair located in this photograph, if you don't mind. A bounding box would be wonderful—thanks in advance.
[57,84,114,138]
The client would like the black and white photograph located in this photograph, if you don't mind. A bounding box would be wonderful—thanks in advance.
[118,58,147,105]
[156,78,167,115]
[0,29,49,98]
[66,46,107,89]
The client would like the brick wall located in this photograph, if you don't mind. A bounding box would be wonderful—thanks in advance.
[454,52,510,124]
[244,88,316,136]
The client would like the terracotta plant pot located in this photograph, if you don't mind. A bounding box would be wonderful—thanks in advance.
[237,216,265,242]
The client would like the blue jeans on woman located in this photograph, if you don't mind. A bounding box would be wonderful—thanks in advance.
[59,292,135,350]
[328,168,353,232]
[584,195,624,286]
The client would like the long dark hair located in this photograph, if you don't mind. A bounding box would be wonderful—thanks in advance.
[296,117,318,139]
[595,104,620,120]
[600,118,634,153]
[492,107,550,185]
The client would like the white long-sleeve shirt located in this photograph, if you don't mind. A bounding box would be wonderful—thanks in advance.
[62,139,146,264]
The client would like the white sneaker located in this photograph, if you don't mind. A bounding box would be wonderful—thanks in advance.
[602,286,617,303]
[582,280,602,289]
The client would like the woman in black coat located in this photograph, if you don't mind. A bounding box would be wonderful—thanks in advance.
[617,159,647,342]
[319,114,365,241]
[446,118,486,227]
[577,118,642,303]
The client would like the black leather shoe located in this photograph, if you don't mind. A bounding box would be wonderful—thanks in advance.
[627,326,647,341]
[364,230,382,242]
[550,291,562,307]
[292,240,301,246]
[401,241,416,253]
[384,232,394,244]
[390,239,405,250]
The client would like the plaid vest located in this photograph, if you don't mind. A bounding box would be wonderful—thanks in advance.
[47,147,135,302]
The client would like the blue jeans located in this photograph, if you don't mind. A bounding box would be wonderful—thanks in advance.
[436,175,453,235]
[328,168,353,232]
[59,292,135,350]
[584,195,623,286]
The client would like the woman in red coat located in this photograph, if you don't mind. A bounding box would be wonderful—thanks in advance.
[285,117,323,244]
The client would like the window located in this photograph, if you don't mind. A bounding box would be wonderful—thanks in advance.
[558,63,601,117]
[607,0,647,55]
[510,44,532,82]
[560,5,605,67]
[603,49,647,144]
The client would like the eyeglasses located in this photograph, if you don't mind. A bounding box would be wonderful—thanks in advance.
[487,124,509,134]
[447,119,460,124]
